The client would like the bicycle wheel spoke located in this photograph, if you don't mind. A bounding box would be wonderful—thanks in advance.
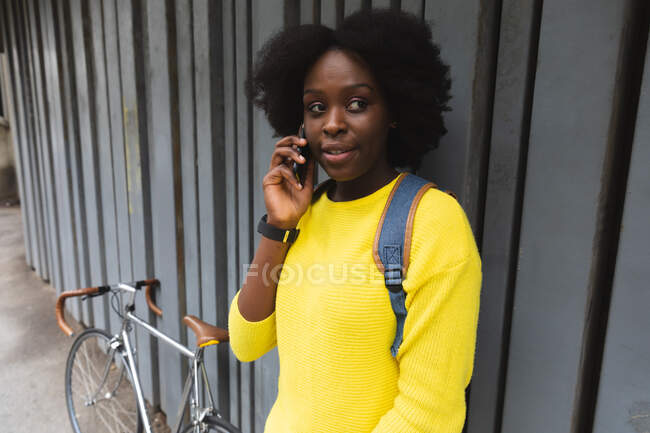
[76,344,110,406]
[94,368,138,432]
[94,404,118,433]
[77,345,100,399]
[99,389,138,421]
[82,341,109,392]
[97,400,133,433]
[66,329,142,433]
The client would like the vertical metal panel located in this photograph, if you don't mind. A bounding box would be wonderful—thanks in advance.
[251,2,284,430]
[372,0,391,8]
[421,0,496,231]
[344,0,363,16]
[103,0,134,285]
[142,0,185,417]
[86,1,117,279]
[300,0,315,24]
[29,0,64,289]
[0,2,3,51]
[57,0,89,323]
[39,0,68,294]
[36,0,61,288]
[193,0,231,417]
[2,0,37,271]
[70,0,107,327]
[16,0,48,281]
[21,0,51,282]
[1,1,32,268]
[195,0,216,390]
[38,0,75,297]
[116,0,158,404]
[175,0,200,350]
[320,0,337,27]
[88,0,121,335]
[591,42,650,433]
[467,1,540,432]
[234,0,255,429]
[500,2,628,432]
[20,0,48,280]
[222,0,243,426]
[401,0,423,18]
[209,0,232,419]
[34,0,61,289]
[103,0,135,338]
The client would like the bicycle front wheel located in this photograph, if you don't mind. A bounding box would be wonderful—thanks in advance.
[65,328,143,433]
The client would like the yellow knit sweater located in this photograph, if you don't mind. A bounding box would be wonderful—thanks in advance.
[228,173,482,432]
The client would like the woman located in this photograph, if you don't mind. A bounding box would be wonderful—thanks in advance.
[228,9,482,433]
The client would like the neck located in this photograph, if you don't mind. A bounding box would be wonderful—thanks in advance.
[328,163,400,202]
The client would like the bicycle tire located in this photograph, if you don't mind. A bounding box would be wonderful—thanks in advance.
[65,328,143,433]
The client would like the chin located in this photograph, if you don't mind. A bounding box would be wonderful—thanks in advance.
[320,164,363,183]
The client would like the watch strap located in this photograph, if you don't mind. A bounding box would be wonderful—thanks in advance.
[257,214,300,244]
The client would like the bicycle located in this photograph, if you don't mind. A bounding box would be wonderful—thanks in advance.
[56,279,241,433]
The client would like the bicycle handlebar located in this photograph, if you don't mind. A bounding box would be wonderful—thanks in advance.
[56,285,108,336]
[144,280,162,317]
[55,279,161,337]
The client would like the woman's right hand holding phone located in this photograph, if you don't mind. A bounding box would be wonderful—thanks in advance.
[263,135,315,229]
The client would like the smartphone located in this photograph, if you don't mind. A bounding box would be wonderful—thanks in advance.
[293,125,311,184]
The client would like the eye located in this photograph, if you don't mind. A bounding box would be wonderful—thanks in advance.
[307,102,325,113]
[347,99,367,113]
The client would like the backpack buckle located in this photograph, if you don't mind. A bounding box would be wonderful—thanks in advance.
[384,263,403,293]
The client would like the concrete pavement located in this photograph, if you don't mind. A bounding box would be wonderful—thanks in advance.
[0,205,71,432]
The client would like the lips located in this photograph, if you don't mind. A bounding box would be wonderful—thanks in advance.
[321,146,358,164]
[322,143,356,155]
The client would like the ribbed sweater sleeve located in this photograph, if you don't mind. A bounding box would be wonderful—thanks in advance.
[228,290,277,362]
[371,255,481,432]
[372,193,482,432]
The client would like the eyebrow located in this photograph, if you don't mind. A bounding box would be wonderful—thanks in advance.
[303,83,374,95]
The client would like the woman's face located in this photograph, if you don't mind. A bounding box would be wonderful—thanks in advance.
[302,48,393,182]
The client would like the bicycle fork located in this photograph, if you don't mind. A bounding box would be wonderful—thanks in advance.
[122,328,153,433]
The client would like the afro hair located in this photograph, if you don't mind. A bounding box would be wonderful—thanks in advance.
[246,8,451,172]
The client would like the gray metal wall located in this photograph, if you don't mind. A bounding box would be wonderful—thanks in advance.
[1,0,648,432]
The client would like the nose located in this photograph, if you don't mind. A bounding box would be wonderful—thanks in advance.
[322,106,347,137]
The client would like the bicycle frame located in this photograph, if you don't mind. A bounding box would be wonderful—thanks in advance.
[105,283,218,433]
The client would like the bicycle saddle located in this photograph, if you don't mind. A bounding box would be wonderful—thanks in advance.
[182,315,230,347]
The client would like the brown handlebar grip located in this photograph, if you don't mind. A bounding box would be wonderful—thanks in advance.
[145,282,162,317]
[140,279,159,287]
[56,286,100,337]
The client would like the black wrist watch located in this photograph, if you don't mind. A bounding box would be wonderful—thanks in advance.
[257,214,300,244]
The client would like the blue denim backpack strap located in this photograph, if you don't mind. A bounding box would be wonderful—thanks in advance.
[373,173,436,357]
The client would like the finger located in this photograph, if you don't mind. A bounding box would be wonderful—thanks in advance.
[264,164,302,190]
[274,135,307,149]
[269,146,306,169]
[278,164,303,189]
